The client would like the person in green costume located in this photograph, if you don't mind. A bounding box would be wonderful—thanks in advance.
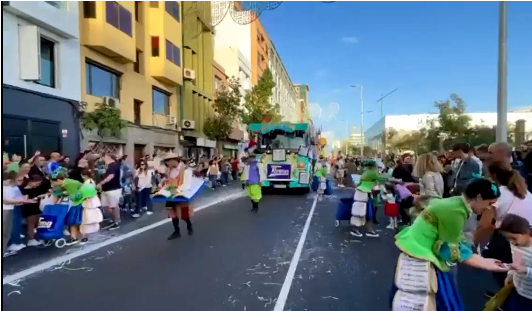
[315,161,328,201]
[241,153,266,213]
[350,159,389,238]
[389,178,510,311]
[51,168,98,245]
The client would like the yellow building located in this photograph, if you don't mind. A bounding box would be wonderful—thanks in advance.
[294,84,310,122]
[79,1,183,163]
[180,1,216,159]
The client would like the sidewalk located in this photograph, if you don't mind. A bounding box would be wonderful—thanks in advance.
[2,182,244,277]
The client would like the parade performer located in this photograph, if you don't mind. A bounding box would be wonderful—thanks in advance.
[350,159,388,237]
[157,154,200,240]
[315,160,328,201]
[389,178,510,311]
[51,168,102,244]
[241,153,266,212]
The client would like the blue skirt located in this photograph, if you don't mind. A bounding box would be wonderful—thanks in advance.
[389,264,465,311]
[65,204,83,226]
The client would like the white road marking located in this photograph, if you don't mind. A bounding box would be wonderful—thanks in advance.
[2,191,246,285]
[273,195,318,311]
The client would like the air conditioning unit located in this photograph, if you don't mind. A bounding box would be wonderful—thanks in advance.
[166,115,177,125]
[182,119,195,130]
[103,96,120,109]
[184,68,196,81]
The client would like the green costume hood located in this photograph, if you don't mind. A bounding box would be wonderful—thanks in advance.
[395,196,472,271]
[62,179,98,206]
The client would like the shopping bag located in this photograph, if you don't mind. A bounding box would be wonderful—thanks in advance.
[37,203,69,240]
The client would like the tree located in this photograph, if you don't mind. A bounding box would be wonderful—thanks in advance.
[240,68,281,126]
[81,102,127,140]
[432,93,472,138]
[203,77,242,141]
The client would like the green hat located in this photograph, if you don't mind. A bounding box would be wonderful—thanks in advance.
[362,159,376,167]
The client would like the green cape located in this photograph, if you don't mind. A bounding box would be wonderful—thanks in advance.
[62,179,98,206]
[395,196,471,271]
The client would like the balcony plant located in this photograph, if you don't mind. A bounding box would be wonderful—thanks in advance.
[81,102,127,140]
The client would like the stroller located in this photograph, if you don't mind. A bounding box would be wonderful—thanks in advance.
[37,195,73,248]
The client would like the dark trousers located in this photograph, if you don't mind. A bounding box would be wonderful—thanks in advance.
[172,217,192,232]
[135,188,153,213]
[398,196,414,224]
[221,172,229,185]
[231,170,238,181]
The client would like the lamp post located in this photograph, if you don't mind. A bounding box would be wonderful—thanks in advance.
[496,1,508,142]
[351,85,364,157]
[376,88,398,152]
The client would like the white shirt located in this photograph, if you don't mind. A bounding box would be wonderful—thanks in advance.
[136,169,153,190]
[3,184,23,210]
[493,186,532,228]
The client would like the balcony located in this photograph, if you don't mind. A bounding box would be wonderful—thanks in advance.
[80,2,136,64]
[151,58,182,86]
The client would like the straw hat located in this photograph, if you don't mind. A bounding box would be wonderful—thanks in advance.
[161,152,181,162]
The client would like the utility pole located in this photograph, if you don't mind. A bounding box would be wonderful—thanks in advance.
[496,1,508,142]
[351,85,364,157]
[376,88,398,153]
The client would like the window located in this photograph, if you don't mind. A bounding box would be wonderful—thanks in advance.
[37,37,55,88]
[153,88,170,115]
[134,1,142,23]
[257,52,261,67]
[134,99,142,125]
[165,40,180,66]
[83,1,96,18]
[134,50,143,74]
[215,77,222,91]
[151,36,159,57]
[105,1,132,37]
[165,1,180,22]
[45,1,63,9]
[85,61,120,98]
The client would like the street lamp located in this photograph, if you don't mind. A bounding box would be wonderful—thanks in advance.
[376,88,398,120]
[340,119,349,155]
[351,85,364,157]
[496,1,508,142]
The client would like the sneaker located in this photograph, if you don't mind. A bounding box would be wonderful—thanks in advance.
[146,211,153,215]
[167,231,181,240]
[222,184,227,187]
[3,250,18,257]
[366,231,379,238]
[80,238,89,245]
[350,231,363,237]
[8,244,26,252]
[386,224,395,229]
[63,229,71,236]
[132,213,140,218]
[66,238,80,246]
[108,223,121,231]
[27,239,43,247]
[143,206,148,211]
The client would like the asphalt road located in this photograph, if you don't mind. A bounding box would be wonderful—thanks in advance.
[2,189,498,311]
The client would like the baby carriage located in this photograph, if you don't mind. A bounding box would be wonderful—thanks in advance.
[37,196,72,248]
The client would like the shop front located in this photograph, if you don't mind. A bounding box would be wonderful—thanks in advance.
[220,127,244,158]
[182,136,216,162]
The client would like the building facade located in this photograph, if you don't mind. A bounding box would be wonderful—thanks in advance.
[2,1,82,158]
[250,18,269,86]
[181,1,216,160]
[78,1,184,163]
[294,84,310,122]
[213,60,243,157]
[365,111,532,150]
[268,42,297,122]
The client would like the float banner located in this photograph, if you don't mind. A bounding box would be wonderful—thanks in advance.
[267,164,291,179]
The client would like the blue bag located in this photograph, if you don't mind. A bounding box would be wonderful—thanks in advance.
[37,203,69,240]
[324,180,333,195]
[336,198,353,221]
[65,204,83,226]
[311,176,319,192]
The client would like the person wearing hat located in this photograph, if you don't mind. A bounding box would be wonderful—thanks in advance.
[350,159,388,237]
[241,152,266,212]
[160,153,194,240]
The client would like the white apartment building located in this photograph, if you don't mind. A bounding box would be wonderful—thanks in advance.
[365,110,532,150]
[212,4,253,143]
[2,1,82,158]
[267,42,298,123]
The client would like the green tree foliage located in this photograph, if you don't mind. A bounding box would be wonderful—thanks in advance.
[240,68,281,126]
[389,94,515,153]
[203,77,242,141]
[81,102,127,139]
